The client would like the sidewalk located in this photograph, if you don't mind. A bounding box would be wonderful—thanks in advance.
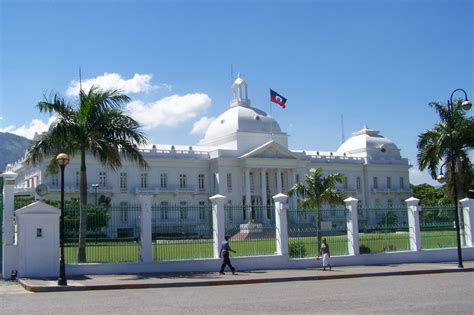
[18,261,474,293]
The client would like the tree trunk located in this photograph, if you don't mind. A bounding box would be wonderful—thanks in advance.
[316,209,322,254]
[78,149,87,263]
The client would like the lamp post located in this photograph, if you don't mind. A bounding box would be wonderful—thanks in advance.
[436,89,472,269]
[92,183,99,205]
[56,153,70,285]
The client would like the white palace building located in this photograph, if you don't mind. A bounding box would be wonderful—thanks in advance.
[10,75,412,218]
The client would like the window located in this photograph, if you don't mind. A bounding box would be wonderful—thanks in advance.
[400,177,404,189]
[179,174,187,189]
[179,201,187,219]
[296,174,300,184]
[226,200,233,222]
[227,173,232,193]
[199,201,206,221]
[387,199,393,208]
[266,172,270,194]
[375,199,380,208]
[280,172,285,192]
[250,172,255,193]
[120,201,128,223]
[387,176,392,189]
[343,176,348,189]
[357,200,362,210]
[373,176,378,189]
[160,201,168,220]
[99,172,107,187]
[141,173,148,188]
[356,177,361,190]
[120,172,127,191]
[75,171,80,188]
[198,174,205,190]
[51,174,59,187]
[160,173,167,188]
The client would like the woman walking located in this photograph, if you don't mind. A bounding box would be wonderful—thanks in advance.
[320,238,331,271]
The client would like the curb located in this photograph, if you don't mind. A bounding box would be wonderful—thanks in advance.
[18,267,474,293]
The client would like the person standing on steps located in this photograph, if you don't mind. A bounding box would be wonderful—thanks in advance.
[320,238,331,271]
[219,235,236,275]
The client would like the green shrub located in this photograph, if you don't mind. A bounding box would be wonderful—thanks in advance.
[359,244,371,254]
[289,242,307,258]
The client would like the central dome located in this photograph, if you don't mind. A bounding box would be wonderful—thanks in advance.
[199,74,287,151]
[202,106,282,144]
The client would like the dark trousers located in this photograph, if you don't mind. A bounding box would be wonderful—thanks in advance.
[220,251,235,273]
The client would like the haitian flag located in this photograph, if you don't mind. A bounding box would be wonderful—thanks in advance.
[270,89,287,109]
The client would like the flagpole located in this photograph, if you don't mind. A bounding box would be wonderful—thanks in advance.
[270,88,273,139]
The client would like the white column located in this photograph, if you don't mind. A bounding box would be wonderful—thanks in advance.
[276,168,282,193]
[273,193,289,256]
[405,197,421,251]
[2,170,18,279]
[289,169,298,209]
[460,198,474,247]
[261,168,268,223]
[210,194,226,258]
[138,194,153,262]
[244,168,251,219]
[344,197,359,255]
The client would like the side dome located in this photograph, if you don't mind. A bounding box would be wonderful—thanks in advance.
[201,106,282,144]
[337,126,401,159]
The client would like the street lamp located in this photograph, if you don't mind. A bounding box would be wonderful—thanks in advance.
[437,88,472,269]
[92,183,99,205]
[56,152,70,285]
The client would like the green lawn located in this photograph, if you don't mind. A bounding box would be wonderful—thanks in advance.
[64,231,461,263]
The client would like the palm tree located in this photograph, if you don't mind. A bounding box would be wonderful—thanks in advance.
[417,100,474,202]
[26,86,149,262]
[288,167,347,250]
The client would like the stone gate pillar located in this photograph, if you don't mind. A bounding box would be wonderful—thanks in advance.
[460,198,474,247]
[210,194,226,259]
[405,197,421,251]
[2,169,18,279]
[344,197,359,256]
[273,193,289,256]
[138,194,153,263]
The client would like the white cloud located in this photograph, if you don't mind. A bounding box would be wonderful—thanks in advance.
[190,116,215,135]
[0,116,56,139]
[409,168,438,186]
[67,73,169,95]
[126,93,212,129]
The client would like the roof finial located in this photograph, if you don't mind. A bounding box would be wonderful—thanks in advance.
[237,72,241,78]
[363,124,369,129]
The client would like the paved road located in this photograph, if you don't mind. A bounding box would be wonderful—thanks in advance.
[1,273,473,314]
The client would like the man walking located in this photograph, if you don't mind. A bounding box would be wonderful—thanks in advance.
[219,235,236,275]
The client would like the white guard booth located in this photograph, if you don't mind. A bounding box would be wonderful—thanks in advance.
[16,201,60,278]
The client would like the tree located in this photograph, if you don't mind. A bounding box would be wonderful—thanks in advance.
[417,100,474,203]
[288,167,347,250]
[25,86,148,262]
[411,183,450,206]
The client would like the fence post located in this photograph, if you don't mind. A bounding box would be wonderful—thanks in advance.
[138,194,152,262]
[1,169,18,279]
[460,198,474,247]
[344,197,359,255]
[273,193,288,256]
[405,197,421,251]
[210,194,226,259]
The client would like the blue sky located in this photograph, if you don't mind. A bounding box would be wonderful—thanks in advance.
[0,0,472,185]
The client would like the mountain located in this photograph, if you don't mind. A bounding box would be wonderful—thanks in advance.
[0,132,31,171]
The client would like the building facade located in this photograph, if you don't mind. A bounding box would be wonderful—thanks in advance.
[10,75,412,224]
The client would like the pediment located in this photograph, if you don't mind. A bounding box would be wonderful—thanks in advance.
[15,201,60,216]
[240,141,297,159]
